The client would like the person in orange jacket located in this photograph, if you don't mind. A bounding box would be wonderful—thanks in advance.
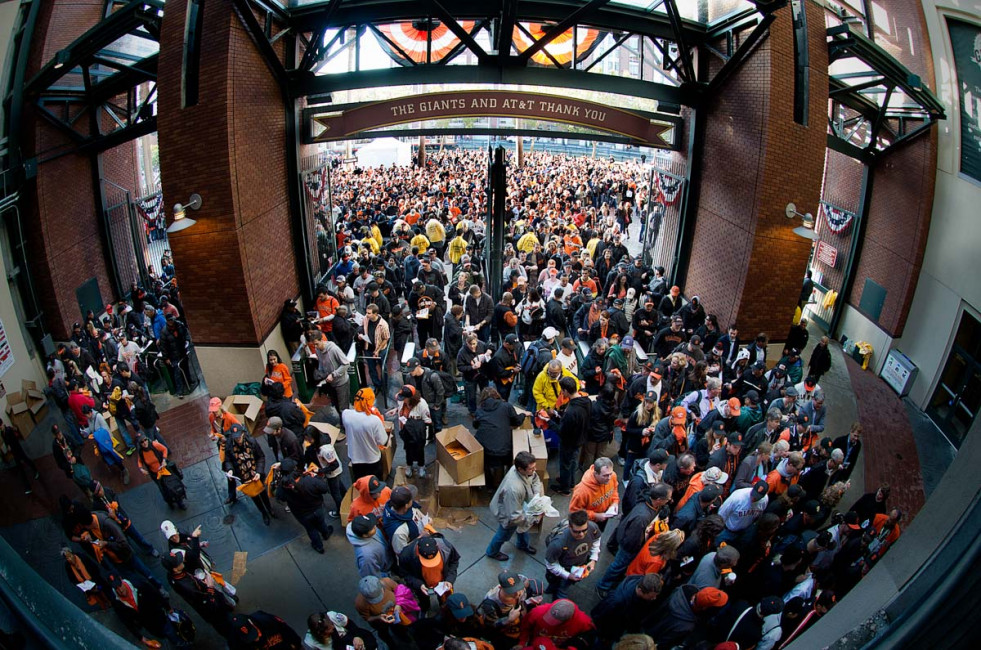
[349,475,392,523]
[765,452,805,497]
[209,397,240,504]
[867,508,902,563]
[675,466,729,512]
[569,458,620,532]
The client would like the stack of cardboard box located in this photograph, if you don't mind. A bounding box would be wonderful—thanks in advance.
[434,425,485,508]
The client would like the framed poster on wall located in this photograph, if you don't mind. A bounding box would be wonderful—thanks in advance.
[947,18,981,183]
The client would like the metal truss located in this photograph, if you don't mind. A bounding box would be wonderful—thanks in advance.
[23,0,163,160]
[826,24,945,162]
[230,0,786,111]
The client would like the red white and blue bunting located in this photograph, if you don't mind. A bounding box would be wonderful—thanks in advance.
[819,201,855,235]
[654,171,683,205]
[135,193,163,224]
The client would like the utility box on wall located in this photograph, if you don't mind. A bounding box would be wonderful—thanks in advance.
[881,349,918,397]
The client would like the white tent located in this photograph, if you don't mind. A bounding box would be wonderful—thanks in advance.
[355,137,412,168]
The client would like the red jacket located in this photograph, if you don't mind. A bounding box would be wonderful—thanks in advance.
[68,390,96,428]
[519,602,594,648]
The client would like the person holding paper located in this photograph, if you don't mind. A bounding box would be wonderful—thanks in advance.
[544,510,602,599]
[568,457,620,533]
[397,536,460,615]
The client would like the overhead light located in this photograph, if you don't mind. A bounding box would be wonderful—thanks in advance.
[785,202,819,240]
[167,193,202,233]
[53,50,70,69]
[307,92,333,105]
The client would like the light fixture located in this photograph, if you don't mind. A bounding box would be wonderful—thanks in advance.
[53,50,70,69]
[785,202,819,240]
[167,193,202,233]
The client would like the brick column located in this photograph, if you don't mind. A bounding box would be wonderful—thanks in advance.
[157,0,299,394]
[684,2,829,341]
[22,0,141,339]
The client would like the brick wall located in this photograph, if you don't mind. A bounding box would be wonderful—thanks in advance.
[686,2,828,341]
[848,132,937,336]
[813,149,863,293]
[21,0,118,339]
[157,1,298,346]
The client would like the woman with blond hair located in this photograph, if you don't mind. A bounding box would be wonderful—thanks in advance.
[626,528,685,577]
[614,634,656,650]
[623,391,661,473]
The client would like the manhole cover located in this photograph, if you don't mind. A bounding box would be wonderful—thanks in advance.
[223,514,236,525]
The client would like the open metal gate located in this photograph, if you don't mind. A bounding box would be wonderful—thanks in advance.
[642,159,687,276]
[301,151,334,286]
[101,180,171,296]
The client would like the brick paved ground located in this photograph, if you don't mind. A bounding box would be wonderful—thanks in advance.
[844,354,926,527]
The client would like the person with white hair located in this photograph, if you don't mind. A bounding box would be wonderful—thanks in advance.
[798,447,847,502]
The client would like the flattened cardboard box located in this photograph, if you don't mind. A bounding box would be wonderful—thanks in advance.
[436,425,484,484]
[436,462,486,508]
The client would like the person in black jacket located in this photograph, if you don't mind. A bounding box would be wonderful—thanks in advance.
[457,334,490,416]
[107,573,185,648]
[546,289,567,332]
[474,387,524,488]
[226,611,302,650]
[486,333,521,400]
[443,304,465,376]
[275,459,334,554]
[304,611,378,650]
[582,386,617,469]
[223,424,275,525]
[162,546,235,636]
[808,335,833,383]
[403,357,446,439]
[328,305,356,353]
[397,536,461,614]
[159,315,192,398]
[591,573,663,642]
[550,377,591,495]
[279,299,303,356]
[263,417,302,464]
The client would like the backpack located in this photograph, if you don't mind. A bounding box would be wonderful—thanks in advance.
[436,370,458,397]
[520,341,543,376]
[544,518,570,549]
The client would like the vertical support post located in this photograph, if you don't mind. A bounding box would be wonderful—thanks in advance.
[671,106,705,289]
[284,34,316,302]
[487,146,506,302]
[418,134,426,166]
[829,162,873,337]
[516,133,523,167]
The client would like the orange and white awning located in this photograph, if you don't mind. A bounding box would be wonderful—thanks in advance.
[512,23,604,66]
[375,21,477,65]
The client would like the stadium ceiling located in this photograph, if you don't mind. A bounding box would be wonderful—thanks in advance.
[232,0,789,108]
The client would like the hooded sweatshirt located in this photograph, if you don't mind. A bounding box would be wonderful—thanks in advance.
[346,522,393,578]
[766,459,799,496]
[349,475,392,522]
[569,466,620,521]
[381,502,420,555]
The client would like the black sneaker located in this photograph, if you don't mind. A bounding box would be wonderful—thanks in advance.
[487,552,509,561]
[518,545,537,555]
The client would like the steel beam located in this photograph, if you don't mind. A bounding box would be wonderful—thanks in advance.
[516,0,612,65]
[231,0,289,93]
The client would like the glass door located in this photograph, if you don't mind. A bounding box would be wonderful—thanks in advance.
[928,312,981,447]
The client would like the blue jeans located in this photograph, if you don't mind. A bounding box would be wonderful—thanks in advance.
[120,554,163,590]
[596,546,635,593]
[365,351,387,395]
[716,527,751,548]
[486,524,531,556]
[545,570,574,599]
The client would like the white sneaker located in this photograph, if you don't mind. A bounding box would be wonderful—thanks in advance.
[405,464,414,478]
[418,464,427,478]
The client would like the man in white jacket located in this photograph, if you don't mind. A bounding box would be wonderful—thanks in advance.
[717,481,770,546]
[341,408,388,480]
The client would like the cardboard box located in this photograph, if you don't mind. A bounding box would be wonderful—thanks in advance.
[436,425,484,484]
[20,380,47,417]
[338,484,356,522]
[222,395,263,434]
[4,395,35,436]
[307,421,340,445]
[436,462,486,508]
[512,429,548,479]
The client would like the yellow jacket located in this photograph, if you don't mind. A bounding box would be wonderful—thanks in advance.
[370,224,383,248]
[361,236,380,255]
[448,236,468,264]
[426,219,446,243]
[410,233,431,254]
[517,231,540,254]
[585,237,601,259]
[533,366,580,410]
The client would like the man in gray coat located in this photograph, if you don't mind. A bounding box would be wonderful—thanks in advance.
[485,451,543,561]
[314,331,351,414]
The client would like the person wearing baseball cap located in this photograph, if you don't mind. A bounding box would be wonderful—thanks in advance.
[222,423,275,525]
[519,599,595,647]
[711,593,784,650]
[675,465,729,512]
[346,513,392,579]
[398,535,460,614]
[207,397,241,504]
[476,570,529,648]
[716,479,770,545]
[647,584,728,646]
[487,333,521,401]
[355,575,405,643]
[632,297,659,351]
[651,312,687,360]
[349,475,391,522]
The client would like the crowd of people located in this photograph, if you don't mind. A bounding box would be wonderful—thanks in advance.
[5,148,904,650]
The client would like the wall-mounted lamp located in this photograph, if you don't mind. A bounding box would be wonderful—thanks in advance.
[785,203,819,240]
[53,50,71,69]
[167,193,202,233]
